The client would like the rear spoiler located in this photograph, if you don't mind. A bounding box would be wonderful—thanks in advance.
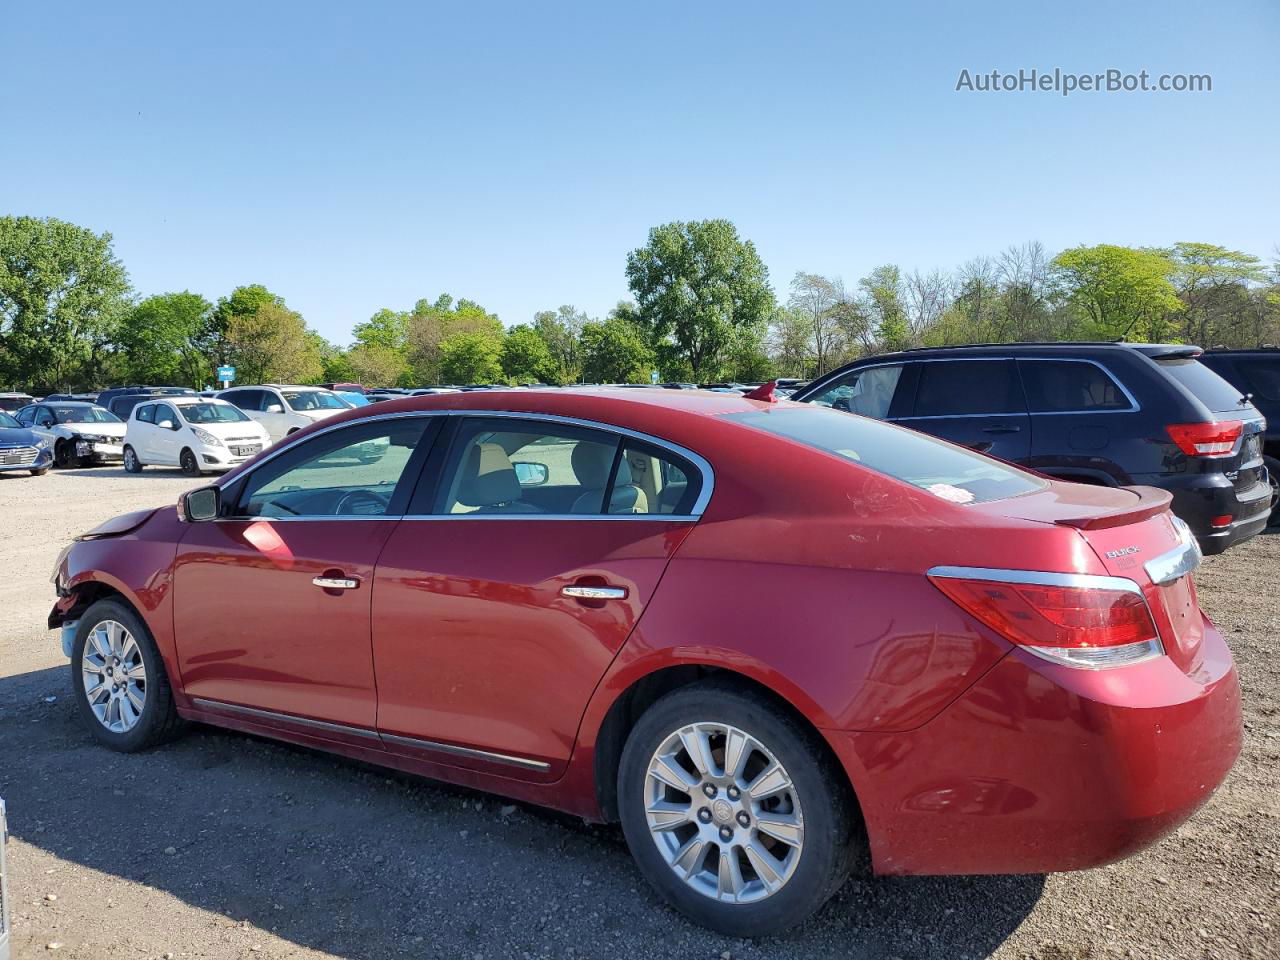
[1134,344,1203,360]
[1053,485,1173,531]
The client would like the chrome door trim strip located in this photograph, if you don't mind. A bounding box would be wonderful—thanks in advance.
[381,733,551,771]
[926,565,1144,595]
[216,408,714,519]
[190,697,382,741]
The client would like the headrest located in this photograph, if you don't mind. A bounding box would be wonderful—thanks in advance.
[571,442,629,487]
[456,442,522,507]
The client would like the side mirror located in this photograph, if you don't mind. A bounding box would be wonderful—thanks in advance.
[265,403,284,414]
[513,461,549,486]
[179,485,221,522]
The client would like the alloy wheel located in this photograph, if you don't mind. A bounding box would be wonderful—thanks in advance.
[644,721,804,904]
[81,620,147,733]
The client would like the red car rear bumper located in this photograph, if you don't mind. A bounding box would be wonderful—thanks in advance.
[828,612,1242,876]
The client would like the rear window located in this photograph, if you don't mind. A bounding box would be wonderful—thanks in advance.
[728,406,1046,504]
[1156,358,1250,413]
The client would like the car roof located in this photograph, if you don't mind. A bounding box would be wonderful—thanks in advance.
[41,400,99,407]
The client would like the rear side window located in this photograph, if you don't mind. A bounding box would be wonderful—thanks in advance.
[1235,359,1280,401]
[804,365,903,419]
[1019,360,1133,413]
[224,389,263,411]
[1156,358,1249,414]
[727,406,1046,504]
[912,360,1023,416]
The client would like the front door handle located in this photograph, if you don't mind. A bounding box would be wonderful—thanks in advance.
[561,585,627,600]
[313,576,360,590]
[981,425,1021,435]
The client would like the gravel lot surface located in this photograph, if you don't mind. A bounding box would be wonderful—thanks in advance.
[1,466,1277,959]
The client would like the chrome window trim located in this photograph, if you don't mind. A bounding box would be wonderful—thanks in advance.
[217,408,714,521]
[927,565,1144,595]
[190,697,550,770]
[804,356,1140,418]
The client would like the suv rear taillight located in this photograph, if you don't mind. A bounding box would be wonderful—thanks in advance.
[1165,420,1243,457]
[928,568,1163,669]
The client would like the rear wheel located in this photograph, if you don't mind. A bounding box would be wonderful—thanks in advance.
[1264,454,1280,528]
[617,680,860,936]
[123,445,143,473]
[180,447,202,476]
[71,599,185,752]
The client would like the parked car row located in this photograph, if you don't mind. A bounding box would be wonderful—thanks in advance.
[50,385,1243,935]
[792,342,1275,554]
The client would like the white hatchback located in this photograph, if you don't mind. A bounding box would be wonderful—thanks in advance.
[215,384,351,443]
[123,397,270,475]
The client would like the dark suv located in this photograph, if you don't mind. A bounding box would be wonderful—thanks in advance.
[792,342,1271,554]
[1198,349,1280,525]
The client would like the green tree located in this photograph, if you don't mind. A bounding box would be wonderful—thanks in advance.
[859,265,910,351]
[532,305,587,383]
[222,294,322,384]
[1168,242,1268,346]
[625,219,775,379]
[1051,245,1182,341]
[723,322,774,382]
[118,291,215,387]
[579,315,655,383]
[346,342,408,386]
[439,330,505,384]
[405,295,503,383]
[0,216,131,390]
[501,324,556,383]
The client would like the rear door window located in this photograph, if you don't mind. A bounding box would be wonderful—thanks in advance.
[1156,358,1251,414]
[727,406,1046,504]
[1018,360,1133,412]
[912,360,1024,417]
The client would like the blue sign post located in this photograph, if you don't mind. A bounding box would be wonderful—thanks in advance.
[217,365,236,386]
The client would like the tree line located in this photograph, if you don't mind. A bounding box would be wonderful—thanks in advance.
[2,215,1277,393]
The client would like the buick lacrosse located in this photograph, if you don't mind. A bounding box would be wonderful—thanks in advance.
[49,387,1240,934]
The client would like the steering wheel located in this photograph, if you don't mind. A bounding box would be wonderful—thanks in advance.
[335,489,389,516]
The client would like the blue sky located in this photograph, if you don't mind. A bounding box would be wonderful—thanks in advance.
[4,0,1277,344]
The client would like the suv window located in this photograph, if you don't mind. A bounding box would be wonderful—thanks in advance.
[728,406,1046,504]
[804,365,903,418]
[912,360,1023,417]
[238,418,431,518]
[135,404,156,424]
[1156,358,1249,414]
[1235,358,1280,401]
[1019,360,1132,413]
[223,389,264,412]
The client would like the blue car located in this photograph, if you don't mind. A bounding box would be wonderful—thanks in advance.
[0,410,53,476]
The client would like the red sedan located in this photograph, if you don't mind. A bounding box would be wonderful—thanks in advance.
[49,389,1241,934]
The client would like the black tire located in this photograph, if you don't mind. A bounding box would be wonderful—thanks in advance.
[1264,455,1280,529]
[123,445,143,473]
[70,599,185,752]
[180,447,202,476]
[617,680,860,936]
[30,467,49,477]
[55,440,81,469]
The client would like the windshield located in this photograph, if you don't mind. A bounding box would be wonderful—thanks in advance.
[0,412,20,429]
[283,390,347,411]
[727,406,1046,504]
[180,402,250,424]
[54,406,121,424]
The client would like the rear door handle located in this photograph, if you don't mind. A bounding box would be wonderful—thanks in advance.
[313,576,360,590]
[561,585,627,600]
[981,425,1021,435]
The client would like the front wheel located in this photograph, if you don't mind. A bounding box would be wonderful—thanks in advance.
[55,441,81,469]
[123,445,143,473]
[179,448,202,476]
[71,599,185,752]
[617,681,860,936]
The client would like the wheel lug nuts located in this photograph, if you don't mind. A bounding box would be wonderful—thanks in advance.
[698,807,712,823]
[736,812,750,827]
[702,784,717,799]
[719,827,733,842]
[727,786,740,800]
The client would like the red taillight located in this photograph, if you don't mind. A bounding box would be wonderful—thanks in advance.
[1166,420,1242,457]
[929,572,1163,668]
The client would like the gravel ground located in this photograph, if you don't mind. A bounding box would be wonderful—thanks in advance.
[1,466,1277,960]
